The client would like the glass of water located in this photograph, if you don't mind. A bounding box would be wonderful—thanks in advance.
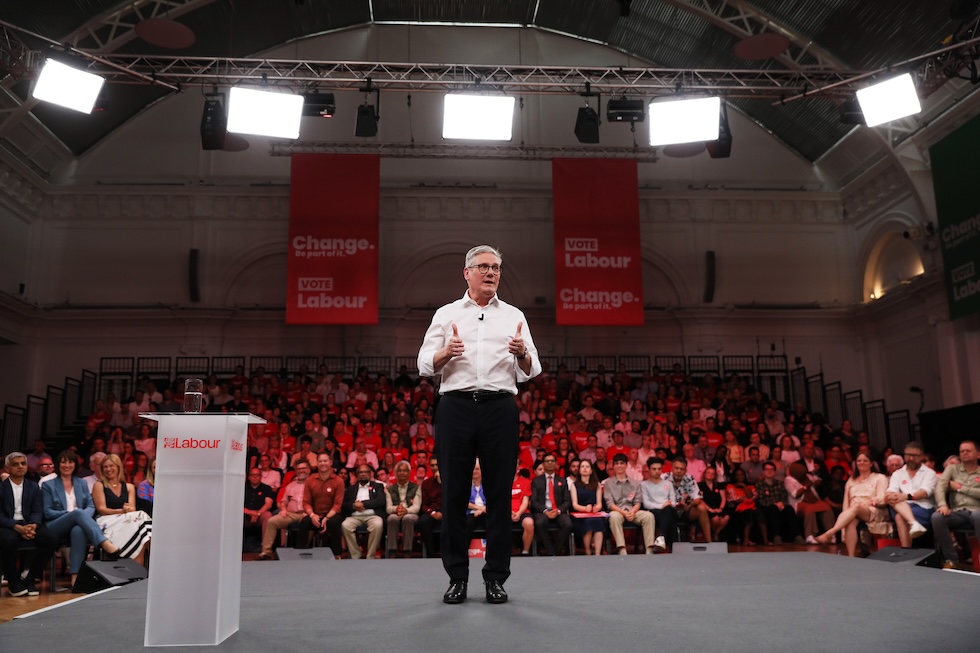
[183,378,204,413]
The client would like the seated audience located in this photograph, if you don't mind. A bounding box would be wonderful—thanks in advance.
[530,453,573,556]
[604,453,656,555]
[296,453,345,555]
[784,462,833,545]
[43,450,121,587]
[639,457,675,552]
[258,460,311,560]
[698,466,730,542]
[243,467,275,548]
[1,452,58,597]
[725,468,757,546]
[754,461,798,546]
[385,460,421,558]
[341,465,386,559]
[884,441,935,547]
[92,453,152,566]
[816,452,889,556]
[418,457,443,558]
[569,459,605,556]
[931,440,980,569]
[670,457,712,543]
[136,459,156,515]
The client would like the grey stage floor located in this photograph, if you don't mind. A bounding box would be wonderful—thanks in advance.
[2,552,978,652]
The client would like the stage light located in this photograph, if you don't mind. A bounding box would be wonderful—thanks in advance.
[302,92,336,118]
[856,74,921,127]
[442,94,515,141]
[226,87,303,139]
[648,97,720,147]
[606,97,645,123]
[32,57,105,114]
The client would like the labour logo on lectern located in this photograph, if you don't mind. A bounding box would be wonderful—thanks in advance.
[163,438,220,449]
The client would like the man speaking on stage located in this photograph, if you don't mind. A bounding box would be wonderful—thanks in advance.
[418,245,540,605]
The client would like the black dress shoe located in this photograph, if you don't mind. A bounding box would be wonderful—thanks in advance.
[484,580,508,604]
[443,580,467,604]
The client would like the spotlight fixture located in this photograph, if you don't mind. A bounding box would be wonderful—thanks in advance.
[200,93,227,150]
[226,86,303,139]
[442,94,516,141]
[856,73,921,127]
[574,82,601,144]
[302,92,336,118]
[32,56,105,114]
[355,78,381,137]
[606,97,645,123]
[838,96,866,126]
[648,96,720,147]
[706,101,732,159]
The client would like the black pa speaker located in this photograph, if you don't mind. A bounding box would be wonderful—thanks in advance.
[355,104,378,137]
[706,102,732,159]
[703,250,716,303]
[200,98,227,150]
[188,248,201,303]
[673,542,728,554]
[275,547,335,561]
[574,106,600,143]
[867,546,942,568]
[73,559,147,593]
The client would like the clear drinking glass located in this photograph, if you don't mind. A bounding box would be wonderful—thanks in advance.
[182,378,204,413]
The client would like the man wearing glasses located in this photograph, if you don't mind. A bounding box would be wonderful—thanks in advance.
[884,441,936,548]
[418,245,540,605]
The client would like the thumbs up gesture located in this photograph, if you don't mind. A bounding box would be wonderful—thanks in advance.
[446,323,465,358]
[508,322,527,359]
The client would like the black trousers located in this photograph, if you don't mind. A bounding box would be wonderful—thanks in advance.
[0,523,58,582]
[295,514,344,555]
[532,512,573,555]
[417,512,442,558]
[756,505,798,541]
[646,506,679,548]
[436,394,519,583]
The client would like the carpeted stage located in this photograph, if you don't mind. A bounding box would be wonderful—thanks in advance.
[2,552,977,651]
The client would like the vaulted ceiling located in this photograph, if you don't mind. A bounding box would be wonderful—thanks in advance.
[0,0,977,168]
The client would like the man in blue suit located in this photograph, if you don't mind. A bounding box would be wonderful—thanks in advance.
[1,451,58,596]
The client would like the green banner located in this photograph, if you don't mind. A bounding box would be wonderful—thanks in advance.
[931,115,980,321]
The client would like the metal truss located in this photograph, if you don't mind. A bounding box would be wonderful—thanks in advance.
[268,141,660,162]
[62,0,218,53]
[1,18,977,102]
[661,0,848,71]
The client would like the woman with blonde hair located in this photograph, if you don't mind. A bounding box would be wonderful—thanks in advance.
[93,453,152,566]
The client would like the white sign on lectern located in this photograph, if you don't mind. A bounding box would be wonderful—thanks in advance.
[140,412,265,647]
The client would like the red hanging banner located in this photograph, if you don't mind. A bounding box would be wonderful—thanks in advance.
[552,158,644,325]
[286,154,379,324]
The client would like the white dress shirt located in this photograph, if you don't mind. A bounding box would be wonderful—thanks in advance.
[417,291,540,393]
[887,465,938,509]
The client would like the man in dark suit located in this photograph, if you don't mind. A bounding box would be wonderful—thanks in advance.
[1,451,58,597]
[340,465,386,559]
[530,453,573,555]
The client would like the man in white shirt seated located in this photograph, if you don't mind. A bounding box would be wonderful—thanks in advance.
[884,441,935,547]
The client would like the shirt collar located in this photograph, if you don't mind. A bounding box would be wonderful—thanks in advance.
[461,290,499,308]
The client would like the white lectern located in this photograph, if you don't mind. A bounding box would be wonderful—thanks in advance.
[140,412,265,647]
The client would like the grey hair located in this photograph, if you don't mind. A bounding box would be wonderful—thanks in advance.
[5,452,26,467]
[89,451,107,467]
[465,245,502,268]
[394,460,412,473]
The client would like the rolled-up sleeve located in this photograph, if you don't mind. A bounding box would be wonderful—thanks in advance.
[417,309,448,378]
